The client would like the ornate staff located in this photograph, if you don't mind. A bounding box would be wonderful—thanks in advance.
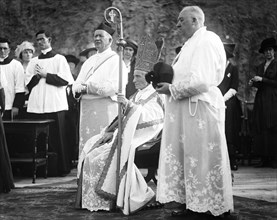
[104,6,125,206]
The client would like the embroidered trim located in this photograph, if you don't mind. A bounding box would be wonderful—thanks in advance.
[95,133,118,200]
[94,90,160,200]
[85,53,117,81]
[96,104,138,200]
[136,118,164,130]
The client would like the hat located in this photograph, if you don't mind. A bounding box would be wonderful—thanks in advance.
[135,35,163,73]
[65,55,80,66]
[95,22,115,36]
[259,37,277,53]
[145,62,174,88]
[223,43,236,59]
[15,41,35,59]
[79,42,97,57]
[125,39,138,54]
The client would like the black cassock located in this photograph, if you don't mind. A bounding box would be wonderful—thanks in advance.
[0,88,14,193]
[218,62,242,154]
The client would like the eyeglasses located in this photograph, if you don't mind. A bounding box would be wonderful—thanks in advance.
[36,37,47,42]
[0,47,9,51]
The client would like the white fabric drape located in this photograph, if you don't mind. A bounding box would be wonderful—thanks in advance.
[77,85,164,215]
[156,27,234,216]
[74,48,128,157]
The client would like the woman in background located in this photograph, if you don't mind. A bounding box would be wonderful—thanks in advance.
[124,39,138,98]
[249,37,277,168]
[15,41,35,72]
[15,41,35,117]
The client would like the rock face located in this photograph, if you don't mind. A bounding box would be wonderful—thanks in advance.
[0,0,276,101]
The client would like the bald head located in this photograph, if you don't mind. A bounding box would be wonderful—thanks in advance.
[177,6,205,39]
[181,6,205,25]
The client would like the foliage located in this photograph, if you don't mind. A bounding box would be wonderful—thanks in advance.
[0,0,276,101]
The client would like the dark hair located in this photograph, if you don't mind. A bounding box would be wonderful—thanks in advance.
[35,30,51,38]
[125,39,138,56]
[0,37,11,45]
[65,54,80,66]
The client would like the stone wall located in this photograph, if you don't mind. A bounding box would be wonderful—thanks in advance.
[0,0,276,101]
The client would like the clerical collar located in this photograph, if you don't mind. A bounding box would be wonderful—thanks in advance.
[134,84,153,102]
[0,56,13,65]
[96,47,112,55]
[38,48,57,59]
[41,47,52,55]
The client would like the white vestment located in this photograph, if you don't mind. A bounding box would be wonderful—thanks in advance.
[156,27,234,216]
[0,59,25,110]
[77,85,164,215]
[74,47,128,157]
[25,53,74,113]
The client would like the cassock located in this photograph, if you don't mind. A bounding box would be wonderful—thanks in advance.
[156,27,234,216]
[0,83,14,193]
[25,48,74,175]
[76,84,164,215]
[218,62,242,158]
[0,57,25,119]
[74,47,128,158]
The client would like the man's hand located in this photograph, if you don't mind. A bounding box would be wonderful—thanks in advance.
[12,107,19,118]
[35,64,48,78]
[252,76,262,82]
[156,82,171,95]
[72,83,87,96]
[117,94,128,106]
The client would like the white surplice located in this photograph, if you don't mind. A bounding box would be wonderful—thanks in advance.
[156,27,234,216]
[25,53,74,113]
[74,47,128,158]
[0,59,25,110]
[77,85,164,215]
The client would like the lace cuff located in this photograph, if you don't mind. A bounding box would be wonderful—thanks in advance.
[87,81,116,96]
[169,81,201,100]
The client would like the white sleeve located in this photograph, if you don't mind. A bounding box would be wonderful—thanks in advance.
[223,88,237,102]
[170,41,224,100]
[14,61,25,93]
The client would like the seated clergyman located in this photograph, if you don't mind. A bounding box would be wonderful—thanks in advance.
[75,35,170,215]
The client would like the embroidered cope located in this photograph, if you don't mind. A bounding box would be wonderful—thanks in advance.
[77,85,164,215]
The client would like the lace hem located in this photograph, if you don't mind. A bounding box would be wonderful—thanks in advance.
[187,204,232,217]
[157,198,232,216]
[84,205,111,212]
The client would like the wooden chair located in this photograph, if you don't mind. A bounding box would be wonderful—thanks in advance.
[134,133,161,185]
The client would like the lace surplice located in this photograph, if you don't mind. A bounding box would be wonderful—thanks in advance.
[157,98,233,216]
[82,143,113,211]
